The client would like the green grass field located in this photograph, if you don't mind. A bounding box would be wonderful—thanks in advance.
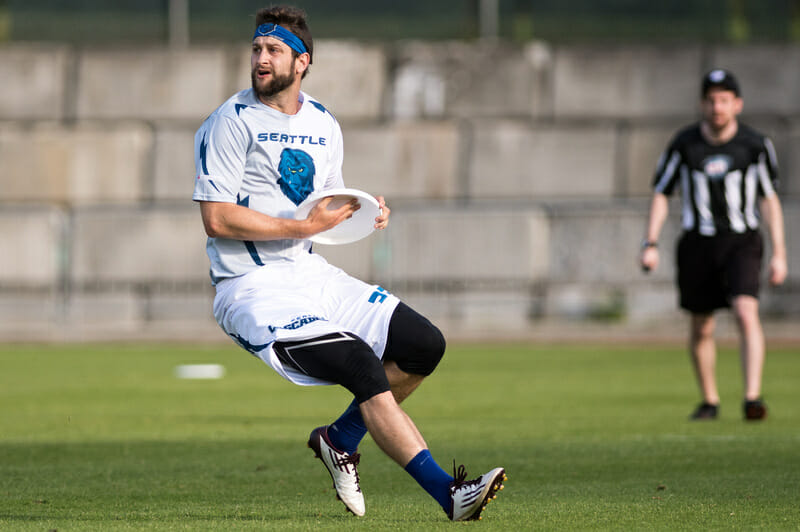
[1,342,798,530]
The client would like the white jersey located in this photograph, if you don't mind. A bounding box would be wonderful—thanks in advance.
[193,89,344,284]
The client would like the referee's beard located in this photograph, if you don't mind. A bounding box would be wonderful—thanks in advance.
[251,67,297,100]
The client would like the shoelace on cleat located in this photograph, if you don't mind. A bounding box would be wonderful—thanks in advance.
[451,462,483,493]
[330,451,362,489]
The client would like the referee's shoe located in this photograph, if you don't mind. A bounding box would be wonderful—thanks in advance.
[308,425,365,516]
[744,398,768,421]
[689,402,718,420]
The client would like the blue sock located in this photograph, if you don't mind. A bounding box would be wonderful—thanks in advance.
[404,449,454,512]
[327,399,367,454]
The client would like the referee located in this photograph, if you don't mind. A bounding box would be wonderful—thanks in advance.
[640,69,788,421]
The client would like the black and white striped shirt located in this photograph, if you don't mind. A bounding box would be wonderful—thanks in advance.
[653,123,779,236]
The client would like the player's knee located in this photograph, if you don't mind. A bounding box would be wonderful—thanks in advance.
[384,303,446,377]
[410,319,446,375]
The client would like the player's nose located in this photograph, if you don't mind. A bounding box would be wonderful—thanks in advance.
[254,49,270,66]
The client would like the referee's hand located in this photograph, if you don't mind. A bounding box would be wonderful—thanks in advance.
[640,248,659,274]
[769,254,788,286]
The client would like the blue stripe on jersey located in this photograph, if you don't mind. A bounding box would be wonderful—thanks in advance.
[236,193,265,266]
[244,241,265,266]
[230,333,273,355]
[309,101,328,115]
[199,133,209,174]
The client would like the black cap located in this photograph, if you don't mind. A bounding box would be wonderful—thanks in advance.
[702,69,741,97]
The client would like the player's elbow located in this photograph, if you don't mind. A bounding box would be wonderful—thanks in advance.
[200,210,226,238]
[199,203,228,238]
[202,216,225,238]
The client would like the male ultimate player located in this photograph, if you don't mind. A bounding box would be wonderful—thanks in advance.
[640,69,787,421]
[192,5,506,521]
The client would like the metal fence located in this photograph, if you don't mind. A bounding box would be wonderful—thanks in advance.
[3,0,800,44]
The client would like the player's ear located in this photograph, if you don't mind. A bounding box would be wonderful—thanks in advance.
[733,96,743,115]
[295,52,310,75]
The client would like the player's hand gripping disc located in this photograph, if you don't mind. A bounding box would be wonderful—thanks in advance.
[295,188,381,245]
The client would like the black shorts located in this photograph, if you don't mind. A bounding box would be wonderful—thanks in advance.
[676,230,763,313]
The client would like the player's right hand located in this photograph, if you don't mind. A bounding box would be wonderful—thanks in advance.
[304,196,360,236]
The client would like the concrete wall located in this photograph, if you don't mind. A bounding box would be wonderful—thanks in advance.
[1,42,798,342]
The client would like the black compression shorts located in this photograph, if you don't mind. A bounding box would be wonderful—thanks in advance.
[271,303,446,403]
[273,332,390,403]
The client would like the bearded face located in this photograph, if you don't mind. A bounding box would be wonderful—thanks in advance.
[702,88,742,133]
[251,59,297,99]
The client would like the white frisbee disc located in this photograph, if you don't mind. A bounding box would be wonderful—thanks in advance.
[295,188,381,245]
[174,364,226,379]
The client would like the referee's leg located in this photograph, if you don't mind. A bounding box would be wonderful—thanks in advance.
[731,295,765,401]
[689,312,719,406]
[727,231,766,404]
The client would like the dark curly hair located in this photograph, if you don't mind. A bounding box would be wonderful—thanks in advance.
[255,5,313,77]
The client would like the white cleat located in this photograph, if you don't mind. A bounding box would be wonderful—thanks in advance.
[307,425,365,517]
[448,464,507,521]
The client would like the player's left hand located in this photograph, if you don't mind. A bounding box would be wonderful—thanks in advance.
[375,196,390,230]
[769,254,788,286]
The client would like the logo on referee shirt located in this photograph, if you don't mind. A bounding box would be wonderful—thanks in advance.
[702,155,733,180]
[278,148,316,205]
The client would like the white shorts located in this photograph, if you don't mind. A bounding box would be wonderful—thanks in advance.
[213,252,400,386]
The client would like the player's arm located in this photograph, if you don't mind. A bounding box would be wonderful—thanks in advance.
[640,192,669,273]
[199,198,359,241]
[760,194,788,286]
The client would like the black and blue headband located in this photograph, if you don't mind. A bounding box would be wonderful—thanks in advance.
[253,23,308,55]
